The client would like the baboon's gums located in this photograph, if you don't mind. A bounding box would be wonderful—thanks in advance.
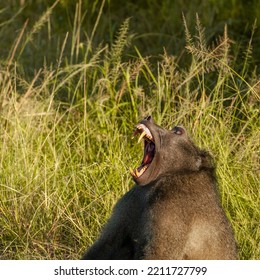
[82,116,237,260]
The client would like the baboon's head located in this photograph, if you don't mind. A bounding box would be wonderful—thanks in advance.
[131,116,213,186]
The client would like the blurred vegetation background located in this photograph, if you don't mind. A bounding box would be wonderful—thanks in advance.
[0,0,259,259]
[2,0,260,76]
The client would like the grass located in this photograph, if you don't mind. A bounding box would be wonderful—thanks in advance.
[0,2,259,260]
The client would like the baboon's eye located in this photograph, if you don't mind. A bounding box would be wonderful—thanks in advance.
[172,126,185,135]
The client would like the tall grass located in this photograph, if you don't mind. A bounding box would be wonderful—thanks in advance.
[0,4,259,260]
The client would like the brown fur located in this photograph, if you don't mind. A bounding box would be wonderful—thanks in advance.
[143,173,237,259]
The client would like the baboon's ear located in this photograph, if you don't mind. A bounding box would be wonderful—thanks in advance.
[172,126,186,135]
[145,115,154,123]
[198,150,214,170]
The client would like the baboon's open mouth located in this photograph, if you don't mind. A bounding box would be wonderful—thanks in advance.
[131,123,155,179]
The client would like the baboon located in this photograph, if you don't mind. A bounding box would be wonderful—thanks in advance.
[82,116,237,260]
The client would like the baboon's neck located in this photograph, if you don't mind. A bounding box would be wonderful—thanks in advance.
[154,169,218,195]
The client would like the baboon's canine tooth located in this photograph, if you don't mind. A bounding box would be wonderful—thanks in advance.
[138,131,146,144]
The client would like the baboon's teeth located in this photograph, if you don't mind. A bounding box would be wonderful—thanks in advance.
[135,165,148,177]
[130,165,149,178]
[138,131,146,144]
[134,124,153,143]
[135,168,141,177]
